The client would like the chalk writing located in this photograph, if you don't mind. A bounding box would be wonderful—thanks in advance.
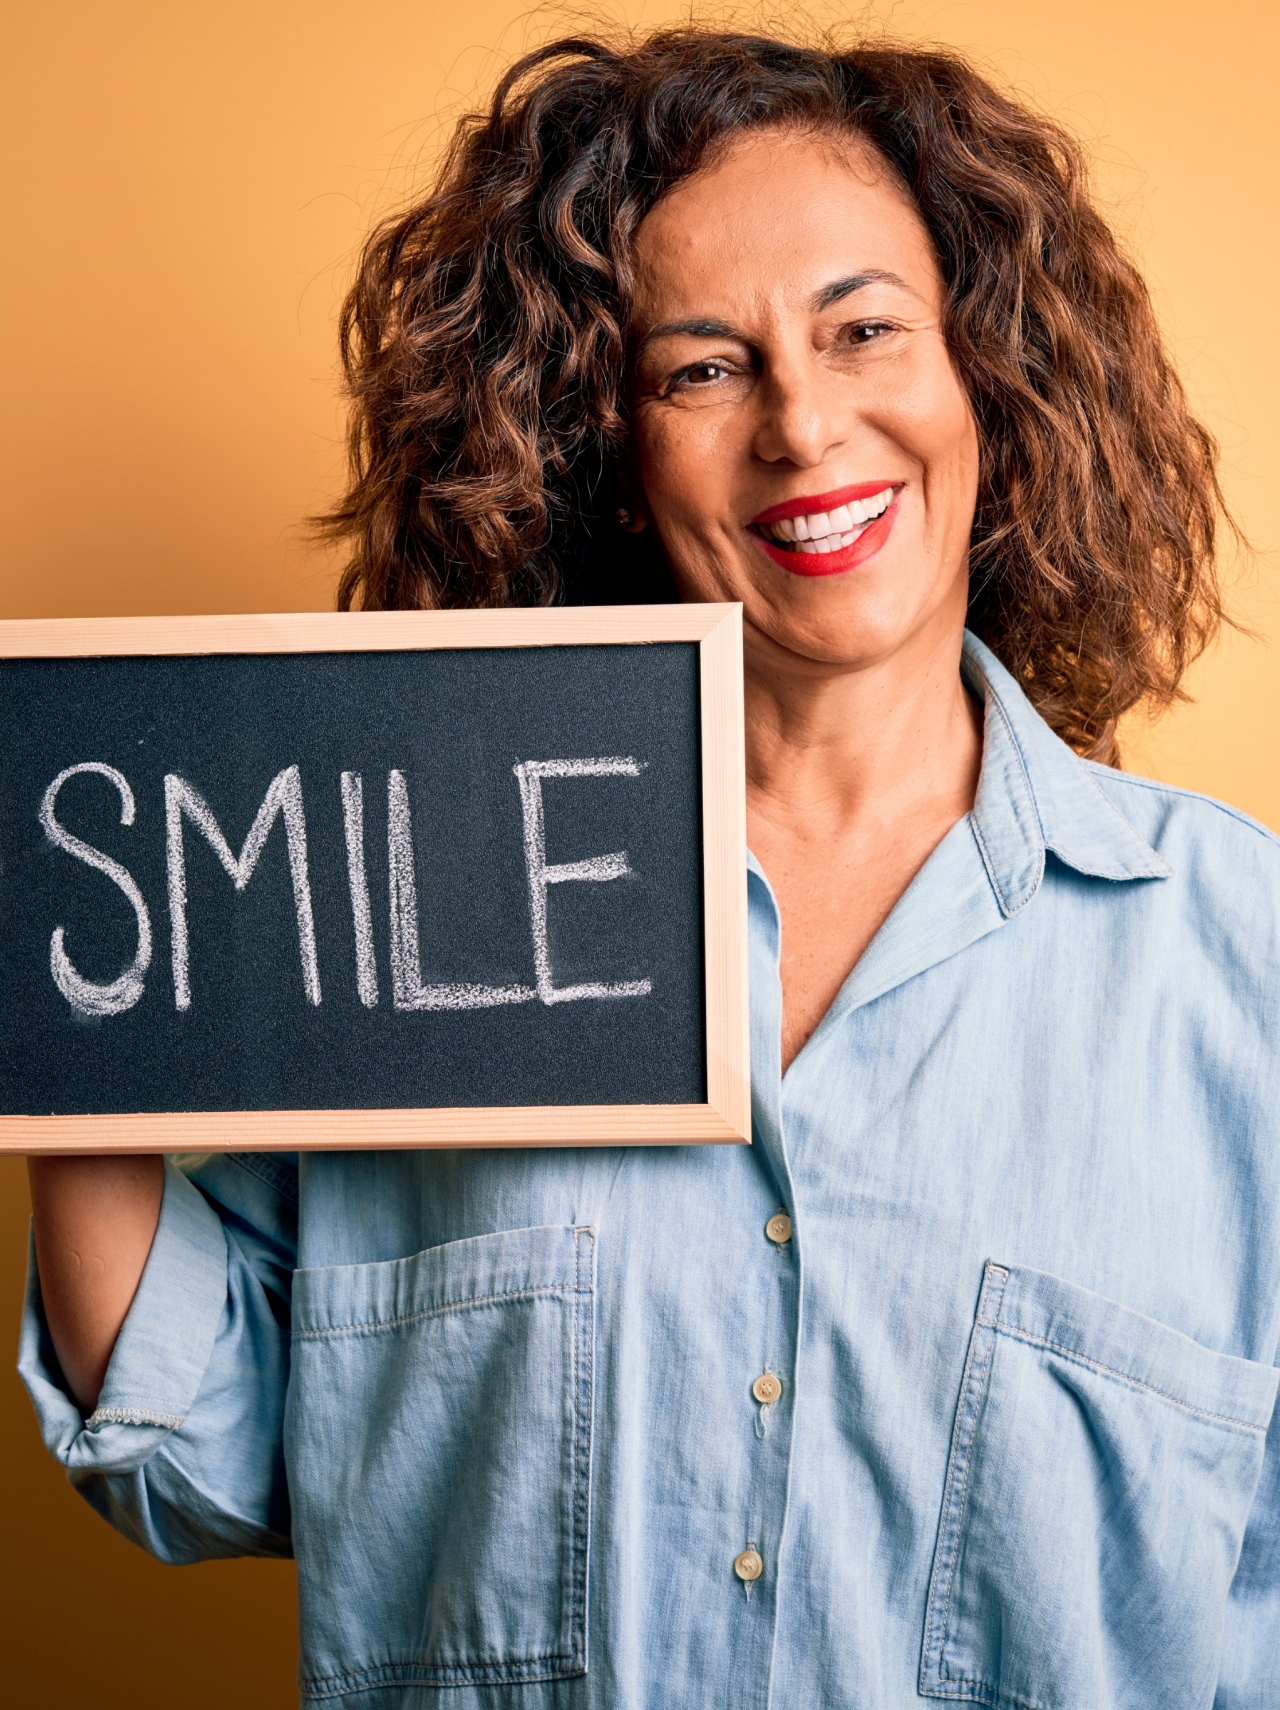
[514,758,653,1005]
[165,765,321,1011]
[38,758,653,1017]
[39,762,153,1018]
[340,771,379,1009]
[386,767,537,1011]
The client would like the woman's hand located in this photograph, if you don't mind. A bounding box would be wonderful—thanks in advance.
[25,1154,163,1413]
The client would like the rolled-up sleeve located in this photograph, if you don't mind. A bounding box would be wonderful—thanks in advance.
[18,1153,295,1564]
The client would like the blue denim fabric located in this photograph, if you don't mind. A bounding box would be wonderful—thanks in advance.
[19,634,1280,1709]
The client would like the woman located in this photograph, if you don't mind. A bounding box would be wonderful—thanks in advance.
[22,28,1280,1709]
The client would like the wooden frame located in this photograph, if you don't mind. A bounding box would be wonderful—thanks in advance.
[0,606,749,1153]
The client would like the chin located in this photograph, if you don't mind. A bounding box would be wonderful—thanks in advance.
[747,576,951,670]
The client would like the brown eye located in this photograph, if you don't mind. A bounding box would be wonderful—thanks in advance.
[661,355,749,400]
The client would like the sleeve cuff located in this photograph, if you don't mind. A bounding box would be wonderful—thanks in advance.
[18,1157,229,1474]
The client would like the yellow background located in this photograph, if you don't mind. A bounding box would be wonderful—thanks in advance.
[1,2,1275,1702]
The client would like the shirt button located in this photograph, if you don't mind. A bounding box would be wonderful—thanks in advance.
[752,1371,782,1405]
[734,1547,764,1582]
[765,1211,792,1245]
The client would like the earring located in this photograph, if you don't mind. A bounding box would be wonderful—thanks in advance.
[616,505,635,529]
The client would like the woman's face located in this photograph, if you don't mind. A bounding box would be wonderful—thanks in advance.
[629,127,979,675]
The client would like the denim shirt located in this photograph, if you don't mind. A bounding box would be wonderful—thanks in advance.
[19,633,1280,1710]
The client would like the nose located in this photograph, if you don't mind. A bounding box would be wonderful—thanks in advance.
[750,355,851,470]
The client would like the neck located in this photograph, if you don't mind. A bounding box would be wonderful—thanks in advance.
[743,617,982,837]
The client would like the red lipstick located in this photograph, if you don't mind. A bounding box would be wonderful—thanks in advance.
[748,482,903,578]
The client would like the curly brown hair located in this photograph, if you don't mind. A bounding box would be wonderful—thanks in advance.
[320,26,1231,763]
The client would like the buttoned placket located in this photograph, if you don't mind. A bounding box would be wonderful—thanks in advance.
[742,858,804,1708]
[740,644,1048,1702]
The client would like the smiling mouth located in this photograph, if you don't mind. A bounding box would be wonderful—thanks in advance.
[752,485,897,554]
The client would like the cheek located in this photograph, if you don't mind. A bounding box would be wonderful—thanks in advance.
[905,363,979,488]
[633,409,736,531]
[914,377,979,577]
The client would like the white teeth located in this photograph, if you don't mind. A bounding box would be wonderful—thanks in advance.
[762,486,897,549]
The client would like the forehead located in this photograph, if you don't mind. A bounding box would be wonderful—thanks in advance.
[630,127,938,320]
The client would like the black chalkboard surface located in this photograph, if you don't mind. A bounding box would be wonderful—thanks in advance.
[0,607,748,1151]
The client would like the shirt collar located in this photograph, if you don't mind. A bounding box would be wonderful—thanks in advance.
[744,632,1171,917]
[962,630,1171,916]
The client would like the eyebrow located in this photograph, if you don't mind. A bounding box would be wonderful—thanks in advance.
[636,318,737,353]
[636,271,912,353]
[811,269,910,311]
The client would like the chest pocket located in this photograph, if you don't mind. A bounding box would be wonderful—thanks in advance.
[287,1224,595,1700]
[921,1261,1278,1710]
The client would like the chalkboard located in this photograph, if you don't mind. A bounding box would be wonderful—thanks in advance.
[0,607,748,1151]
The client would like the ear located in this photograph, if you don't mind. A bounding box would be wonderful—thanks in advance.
[613,467,651,535]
